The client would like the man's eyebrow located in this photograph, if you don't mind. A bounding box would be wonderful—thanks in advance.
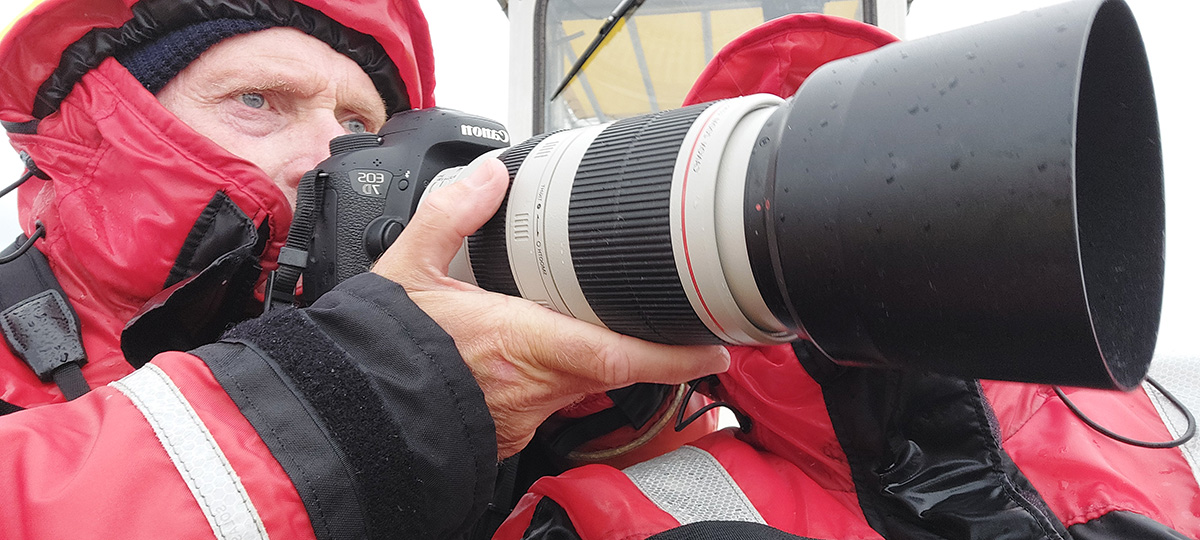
[341,91,388,122]
[204,63,318,94]
[206,64,386,121]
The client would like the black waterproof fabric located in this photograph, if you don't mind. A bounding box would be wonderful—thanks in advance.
[521,497,583,540]
[121,192,264,367]
[646,521,821,540]
[794,341,1070,540]
[1068,510,1191,540]
[198,272,498,540]
[519,497,825,540]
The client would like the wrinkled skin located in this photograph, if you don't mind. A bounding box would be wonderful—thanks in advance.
[159,28,731,459]
[158,27,387,208]
[374,158,731,458]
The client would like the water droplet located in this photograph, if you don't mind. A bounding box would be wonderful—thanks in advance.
[908,105,920,115]
[949,77,959,89]
[966,52,977,60]
[1056,23,1068,33]
[820,119,829,127]
[830,101,839,110]
[1037,162,1048,173]
[950,159,962,171]
[886,176,896,185]
[900,51,909,59]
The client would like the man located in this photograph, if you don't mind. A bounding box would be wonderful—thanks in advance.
[0,1,728,538]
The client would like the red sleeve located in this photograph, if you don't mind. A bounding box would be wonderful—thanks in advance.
[0,352,316,539]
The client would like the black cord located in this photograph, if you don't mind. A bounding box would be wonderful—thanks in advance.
[674,376,753,434]
[2,151,51,199]
[0,221,45,265]
[0,170,34,199]
[1054,376,1195,449]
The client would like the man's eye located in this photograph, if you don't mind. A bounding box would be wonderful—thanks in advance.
[239,93,267,109]
[344,118,368,133]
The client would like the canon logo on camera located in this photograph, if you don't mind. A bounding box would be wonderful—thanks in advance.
[461,124,510,143]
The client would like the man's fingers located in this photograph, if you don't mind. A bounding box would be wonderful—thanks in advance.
[527,312,731,389]
[376,157,508,281]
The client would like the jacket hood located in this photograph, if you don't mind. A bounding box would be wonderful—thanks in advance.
[0,0,435,404]
[0,0,435,123]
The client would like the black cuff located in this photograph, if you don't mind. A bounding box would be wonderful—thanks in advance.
[197,272,497,540]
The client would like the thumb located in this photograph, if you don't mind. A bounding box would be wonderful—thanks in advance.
[376,157,509,281]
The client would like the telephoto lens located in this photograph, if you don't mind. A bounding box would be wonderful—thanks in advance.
[424,0,1162,390]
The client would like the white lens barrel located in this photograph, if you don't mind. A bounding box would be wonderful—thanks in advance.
[668,94,795,345]
[432,95,796,346]
[503,126,606,325]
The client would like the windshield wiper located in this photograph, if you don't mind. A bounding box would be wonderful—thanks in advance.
[549,0,648,101]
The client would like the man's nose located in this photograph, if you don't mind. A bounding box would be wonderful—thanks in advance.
[291,114,358,174]
[310,114,358,162]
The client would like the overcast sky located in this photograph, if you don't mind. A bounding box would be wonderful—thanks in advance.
[0,0,1195,357]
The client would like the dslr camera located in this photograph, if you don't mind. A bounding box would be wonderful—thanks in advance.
[273,0,1163,390]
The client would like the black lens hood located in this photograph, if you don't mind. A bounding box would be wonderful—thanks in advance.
[756,0,1163,389]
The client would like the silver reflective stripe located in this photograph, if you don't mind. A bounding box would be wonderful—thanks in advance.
[623,445,765,525]
[1147,355,1200,488]
[112,364,269,540]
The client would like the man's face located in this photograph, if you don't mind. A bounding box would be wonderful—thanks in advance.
[157,27,388,208]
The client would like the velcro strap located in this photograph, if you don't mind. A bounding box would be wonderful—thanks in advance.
[1,289,86,381]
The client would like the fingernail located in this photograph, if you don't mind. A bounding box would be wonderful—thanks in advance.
[464,159,502,188]
[463,169,489,188]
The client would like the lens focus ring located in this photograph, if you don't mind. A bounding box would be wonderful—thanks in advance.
[568,103,721,345]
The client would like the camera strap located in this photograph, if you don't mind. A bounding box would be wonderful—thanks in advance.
[267,169,327,310]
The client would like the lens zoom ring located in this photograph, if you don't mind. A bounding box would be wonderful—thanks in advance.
[569,103,721,344]
[468,134,550,297]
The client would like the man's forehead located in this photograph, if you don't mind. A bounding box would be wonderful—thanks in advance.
[185,28,385,113]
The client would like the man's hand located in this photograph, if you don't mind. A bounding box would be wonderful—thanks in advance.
[372,158,730,459]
